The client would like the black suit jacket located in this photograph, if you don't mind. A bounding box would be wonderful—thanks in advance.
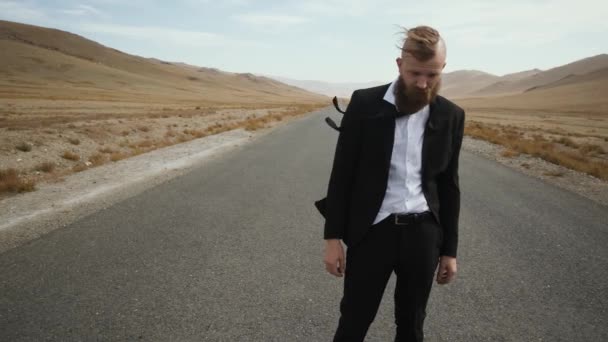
[317,83,465,257]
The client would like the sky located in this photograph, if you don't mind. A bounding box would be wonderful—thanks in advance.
[1,0,607,83]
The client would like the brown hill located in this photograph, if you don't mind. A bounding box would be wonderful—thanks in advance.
[500,69,542,82]
[0,20,326,105]
[472,54,608,97]
[439,70,499,99]
[455,67,608,115]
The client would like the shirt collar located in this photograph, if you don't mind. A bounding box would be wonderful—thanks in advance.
[383,77,399,106]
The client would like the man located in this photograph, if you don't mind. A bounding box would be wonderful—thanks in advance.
[320,26,465,341]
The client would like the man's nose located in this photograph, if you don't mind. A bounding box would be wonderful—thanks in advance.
[416,77,428,89]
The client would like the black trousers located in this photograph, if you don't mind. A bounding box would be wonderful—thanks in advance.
[332,213,442,342]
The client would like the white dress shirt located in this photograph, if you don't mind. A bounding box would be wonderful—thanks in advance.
[372,78,430,225]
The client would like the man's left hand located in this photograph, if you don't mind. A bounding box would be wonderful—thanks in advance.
[436,256,457,285]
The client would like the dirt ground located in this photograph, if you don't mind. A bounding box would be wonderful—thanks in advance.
[0,98,323,198]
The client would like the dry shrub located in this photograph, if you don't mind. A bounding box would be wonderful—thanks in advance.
[155,139,172,148]
[521,163,531,169]
[121,130,130,136]
[88,153,106,166]
[501,149,519,158]
[137,126,150,132]
[68,138,80,145]
[72,163,88,172]
[177,135,190,142]
[466,122,608,181]
[131,140,155,149]
[15,142,32,152]
[62,151,80,161]
[99,147,114,154]
[110,152,127,162]
[579,143,604,155]
[67,123,77,129]
[531,134,545,141]
[244,120,266,131]
[555,137,578,148]
[0,168,36,193]
[165,130,177,138]
[183,129,203,136]
[131,148,146,156]
[34,162,55,173]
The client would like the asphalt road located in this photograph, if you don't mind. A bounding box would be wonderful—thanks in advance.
[1,107,607,341]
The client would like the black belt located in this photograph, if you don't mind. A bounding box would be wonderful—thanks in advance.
[390,211,432,226]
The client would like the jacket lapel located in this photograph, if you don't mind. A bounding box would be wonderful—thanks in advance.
[421,97,441,179]
[377,100,397,175]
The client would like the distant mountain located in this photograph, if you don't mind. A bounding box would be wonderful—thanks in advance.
[500,69,542,82]
[264,76,385,98]
[471,54,608,97]
[439,70,500,98]
[454,66,608,115]
[0,20,326,104]
[268,53,608,103]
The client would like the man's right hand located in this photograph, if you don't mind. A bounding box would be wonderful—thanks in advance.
[324,239,346,277]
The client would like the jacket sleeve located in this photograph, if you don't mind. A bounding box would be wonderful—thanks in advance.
[437,109,465,257]
[323,91,364,240]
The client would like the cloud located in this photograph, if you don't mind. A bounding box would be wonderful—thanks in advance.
[386,0,608,45]
[0,0,48,23]
[233,13,310,26]
[294,0,377,17]
[78,23,264,48]
[59,4,105,17]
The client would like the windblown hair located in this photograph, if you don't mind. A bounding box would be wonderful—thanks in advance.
[399,25,444,61]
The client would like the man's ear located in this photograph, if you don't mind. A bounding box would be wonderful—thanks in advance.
[396,57,402,67]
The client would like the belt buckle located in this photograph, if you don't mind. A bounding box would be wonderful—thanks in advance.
[394,212,426,225]
[394,213,410,226]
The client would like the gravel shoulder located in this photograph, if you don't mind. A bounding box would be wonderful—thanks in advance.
[462,136,608,207]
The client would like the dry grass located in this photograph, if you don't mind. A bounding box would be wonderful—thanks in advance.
[61,151,80,161]
[1,99,324,199]
[0,168,36,194]
[34,162,55,173]
[15,142,32,152]
[88,153,105,166]
[466,121,608,180]
[72,163,88,172]
[580,143,605,155]
[110,152,128,162]
[98,147,114,154]
[501,149,520,158]
[554,137,578,148]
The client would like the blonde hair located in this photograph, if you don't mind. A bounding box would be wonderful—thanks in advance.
[400,25,445,61]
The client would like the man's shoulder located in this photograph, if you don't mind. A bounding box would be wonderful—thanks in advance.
[351,83,391,102]
[434,95,464,115]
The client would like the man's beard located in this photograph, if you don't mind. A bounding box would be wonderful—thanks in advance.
[394,77,441,115]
